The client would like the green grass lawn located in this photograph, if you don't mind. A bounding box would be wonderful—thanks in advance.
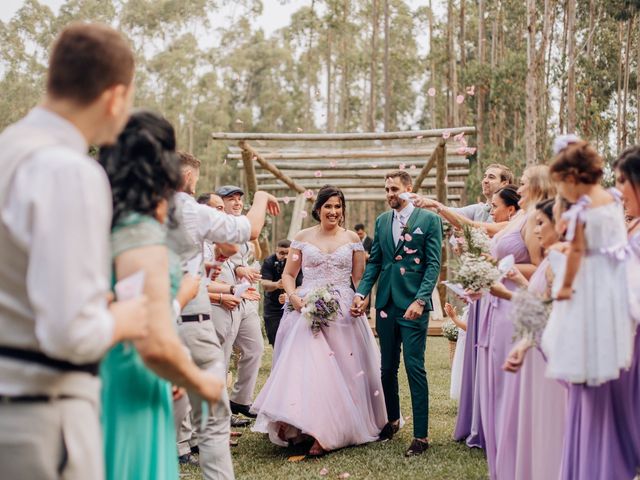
[181,336,488,479]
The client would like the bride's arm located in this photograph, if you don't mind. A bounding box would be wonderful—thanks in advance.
[351,250,366,289]
[282,246,304,311]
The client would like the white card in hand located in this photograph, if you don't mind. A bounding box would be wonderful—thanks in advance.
[399,192,413,201]
[186,253,203,276]
[114,270,145,301]
[233,280,251,298]
[498,254,515,277]
[442,280,472,303]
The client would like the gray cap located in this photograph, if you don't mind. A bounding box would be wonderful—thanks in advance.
[215,185,244,198]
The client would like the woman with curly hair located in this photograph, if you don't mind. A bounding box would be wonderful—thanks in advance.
[98,110,223,480]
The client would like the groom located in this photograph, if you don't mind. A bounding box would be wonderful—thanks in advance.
[351,170,442,457]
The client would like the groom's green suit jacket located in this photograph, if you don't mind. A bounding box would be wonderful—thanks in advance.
[357,207,443,312]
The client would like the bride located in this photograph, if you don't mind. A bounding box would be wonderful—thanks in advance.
[251,185,387,456]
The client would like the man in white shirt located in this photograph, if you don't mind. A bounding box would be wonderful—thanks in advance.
[421,163,513,224]
[171,153,278,480]
[0,23,147,480]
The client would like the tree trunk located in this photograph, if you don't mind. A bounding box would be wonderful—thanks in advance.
[383,0,391,131]
[616,23,624,151]
[368,0,379,132]
[559,4,569,133]
[428,0,437,129]
[525,0,537,167]
[326,28,334,132]
[622,16,634,148]
[636,27,640,145]
[476,0,485,172]
[566,0,577,133]
[458,0,466,125]
[582,0,595,140]
[447,0,458,126]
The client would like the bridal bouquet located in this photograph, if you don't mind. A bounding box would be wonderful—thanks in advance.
[292,285,341,336]
[511,289,553,345]
[451,252,502,293]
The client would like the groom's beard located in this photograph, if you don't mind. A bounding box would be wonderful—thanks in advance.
[388,197,400,209]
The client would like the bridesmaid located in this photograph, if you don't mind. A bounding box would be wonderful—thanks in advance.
[98,110,223,480]
[491,197,568,480]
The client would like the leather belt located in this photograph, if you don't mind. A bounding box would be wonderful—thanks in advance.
[180,313,210,323]
[0,394,74,404]
[0,346,99,375]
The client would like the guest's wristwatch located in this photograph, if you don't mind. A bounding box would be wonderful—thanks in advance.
[415,299,426,307]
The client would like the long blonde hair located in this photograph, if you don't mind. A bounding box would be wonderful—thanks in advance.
[522,165,555,209]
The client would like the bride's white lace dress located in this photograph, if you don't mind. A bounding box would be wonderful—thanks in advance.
[251,240,387,450]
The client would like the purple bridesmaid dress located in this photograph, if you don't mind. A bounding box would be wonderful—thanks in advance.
[476,214,530,479]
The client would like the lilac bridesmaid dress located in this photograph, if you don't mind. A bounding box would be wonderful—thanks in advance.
[494,255,567,480]
[476,214,531,479]
[559,229,640,480]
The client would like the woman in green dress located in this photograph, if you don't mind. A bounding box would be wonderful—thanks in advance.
[98,110,224,480]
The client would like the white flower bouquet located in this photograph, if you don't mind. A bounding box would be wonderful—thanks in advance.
[511,289,553,345]
[441,319,459,342]
[290,285,341,336]
[461,224,492,256]
[452,252,502,293]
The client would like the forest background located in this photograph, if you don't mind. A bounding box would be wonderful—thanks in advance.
[2,0,640,210]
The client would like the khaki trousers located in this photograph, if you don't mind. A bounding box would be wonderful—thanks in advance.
[0,397,102,480]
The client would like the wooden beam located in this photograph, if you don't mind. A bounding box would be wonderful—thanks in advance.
[258,179,465,190]
[287,193,307,239]
[240,142,258,196]
[436,142,448,203]
[211,126,476,141]
[254,168,470,180]
[240,140,306,195]
[280,193,462,202]
[414,139,445,192]
[239,158,470,170]
[226,148,441,160]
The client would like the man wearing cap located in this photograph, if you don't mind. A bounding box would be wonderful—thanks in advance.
[214,185,264,420]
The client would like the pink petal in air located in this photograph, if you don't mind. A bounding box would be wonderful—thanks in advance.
[442,131,451,139]
[291,254,300,261]
[454,132,465,142]
[300,211,308,218]
[456,94,465,104]
[399,163,406,170]
[374,390,380,396]
[283,196,291,204]
[314,170,323,178]
[457,147,468,155]
[414,258,421,264]
[410,164,416,170]
[405,248,417,254]
[404,233,413,241]
[466,147,477,155]
[329,160,337,168]
[380,311,388,318]
[338,474,351,480]
[319,468,329,476]
[427,87,436,97]
[355,370,365,378]
[395,255,403,261]
[303,189,314,199]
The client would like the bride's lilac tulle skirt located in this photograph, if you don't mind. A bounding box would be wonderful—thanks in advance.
[251,287,387,451]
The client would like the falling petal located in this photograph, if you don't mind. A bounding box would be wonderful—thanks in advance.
[454,132,465,142]
[410,164,416,170]
[292,254,300,261]
[405,248,417,254]
[414,258,421,264]
[300,211,308,218]
[234,118,244,124]
[338,474,351,479]
[465,147,477,155]
[395,255,403,261]
[370,163,378,168]
[304,189,314,199]
[329,160,337,167]
[283,196,291,204]
[442,131,451,139]
[355,370,365,378]
[456,147,467,155]
[466,85,476,96]
[319,468,329,476]
[374,390,380,396]
[399,163,406,170]
[314,170,323,178]
[404,233,413,241]
[296,127,303,132]
[416,135,424,139]
[400,267,406,275]
[456,94,465,104]
[380,311,388,318]
[427,87,436,97]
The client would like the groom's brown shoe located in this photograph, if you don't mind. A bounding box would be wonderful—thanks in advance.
[378,421,400,441]
[404,438,429,457]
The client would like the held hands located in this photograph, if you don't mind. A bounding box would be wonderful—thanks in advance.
[403,300,425,321]
[278,293,288,305]
[350,295,369,317]
[109,295,149,343]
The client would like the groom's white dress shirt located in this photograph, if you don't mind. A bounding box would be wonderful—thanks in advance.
[392,202,416,245]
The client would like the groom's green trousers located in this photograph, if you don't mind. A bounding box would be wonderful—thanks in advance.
[376,302,429,439]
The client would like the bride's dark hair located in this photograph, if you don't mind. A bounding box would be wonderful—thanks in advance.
[312,185,346,226]
[98,109,181,227]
